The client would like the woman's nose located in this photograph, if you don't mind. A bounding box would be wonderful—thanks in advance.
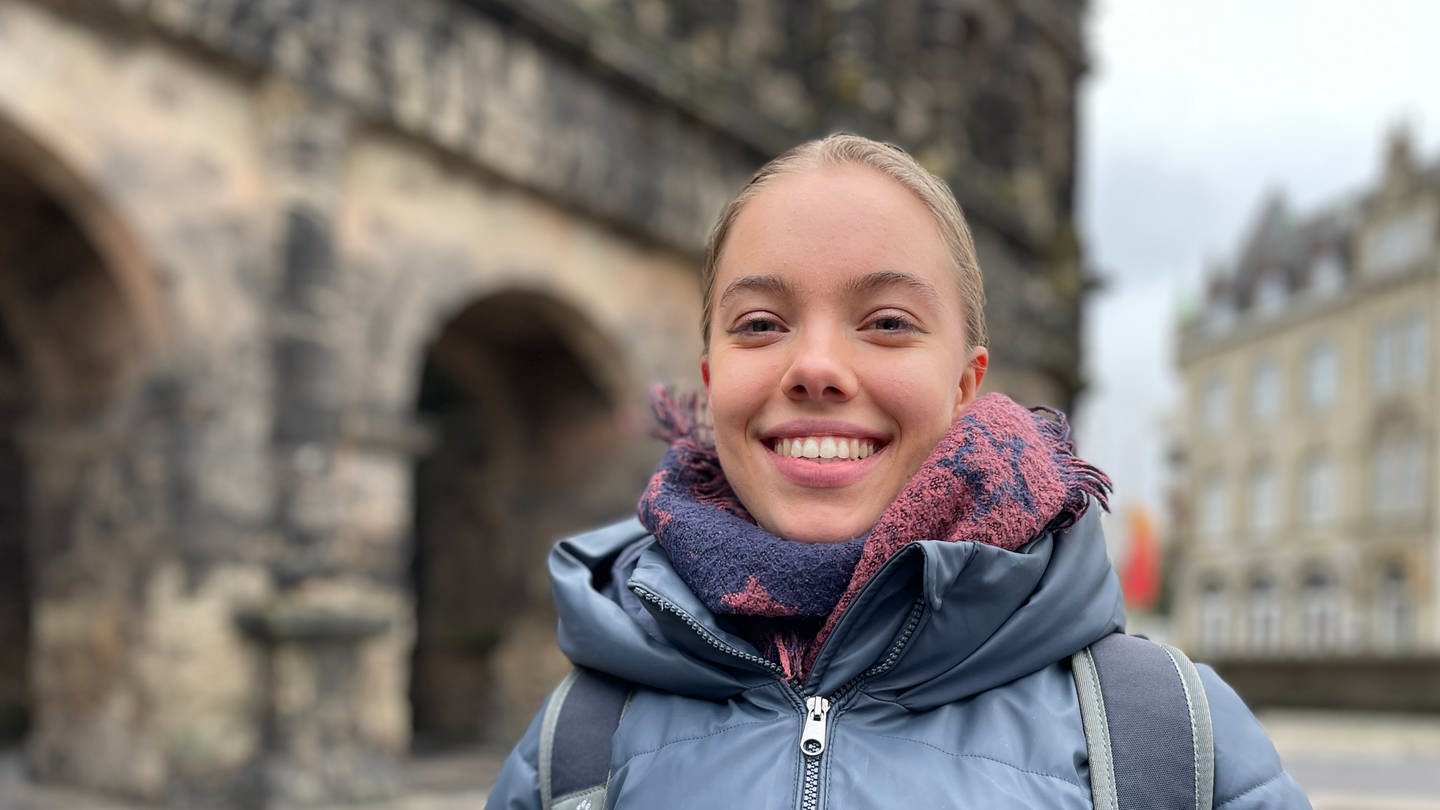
[780,330,857,402]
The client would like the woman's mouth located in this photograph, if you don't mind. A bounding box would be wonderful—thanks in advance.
[771,436,879,461]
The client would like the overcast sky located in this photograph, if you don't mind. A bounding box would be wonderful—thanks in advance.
[1072,0,1440,527]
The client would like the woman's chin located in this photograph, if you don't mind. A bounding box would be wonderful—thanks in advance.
[761,514,876,544]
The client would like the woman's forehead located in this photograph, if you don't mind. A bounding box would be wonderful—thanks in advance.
[721,166,944,264]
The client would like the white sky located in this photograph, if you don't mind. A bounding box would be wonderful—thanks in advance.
[1073,0,1440,526]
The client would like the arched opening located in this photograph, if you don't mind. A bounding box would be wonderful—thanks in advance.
[1245,576,1282,655]
[1373,560,1414,652]
[1299,569,1342,653]
[0,122,158,785]
[408,290,640,752]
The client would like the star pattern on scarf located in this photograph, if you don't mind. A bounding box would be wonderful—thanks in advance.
[937,416,1037,523]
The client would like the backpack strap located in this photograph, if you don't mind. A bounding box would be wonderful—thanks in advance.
[538,667,631,810]
[1072,633,1215,810]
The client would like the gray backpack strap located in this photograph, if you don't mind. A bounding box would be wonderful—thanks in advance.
[1072,634,1215,810]
[538,667,630,810]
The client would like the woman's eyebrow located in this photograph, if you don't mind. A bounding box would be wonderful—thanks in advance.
[717,274,792,308]
[845,270,943,303]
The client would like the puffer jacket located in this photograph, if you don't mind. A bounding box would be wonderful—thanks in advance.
[486,509,1310,809]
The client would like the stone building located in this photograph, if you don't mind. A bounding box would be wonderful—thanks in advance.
[0,0,1090,805]
[1173,131,1440,662]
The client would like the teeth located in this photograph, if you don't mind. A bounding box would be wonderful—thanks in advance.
[771,436,877,461]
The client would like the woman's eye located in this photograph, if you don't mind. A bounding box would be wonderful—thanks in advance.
[868,314,917,332]
[730,316,784,335]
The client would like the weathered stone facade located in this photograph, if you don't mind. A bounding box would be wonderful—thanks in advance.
[0,0,1090,805]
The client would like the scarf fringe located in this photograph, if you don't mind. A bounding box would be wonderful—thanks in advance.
[1031,406,1113,533]
[649,385,744,513]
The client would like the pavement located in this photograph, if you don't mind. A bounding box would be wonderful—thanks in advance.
[3,710,1439,808]
[0,747,503,810]
[1261,710,1440,810]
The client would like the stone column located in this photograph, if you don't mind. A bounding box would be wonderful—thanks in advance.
[236,607,397,807]
[240,84,408,808]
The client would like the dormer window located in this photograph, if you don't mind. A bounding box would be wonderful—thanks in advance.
[1363,208,1434,276]
[1254,272,1287,316]
[1308,252,1345,297]
[1208,296,1236,333]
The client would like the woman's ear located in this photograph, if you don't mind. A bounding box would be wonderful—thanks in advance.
[700,354,711,392]
[956,347,988,414]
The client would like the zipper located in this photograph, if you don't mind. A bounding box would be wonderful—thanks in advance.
[631,585,794,681]
[799,696,829,810]
[821,598,928,705]
[799,695,831,756]
[633,584,928,810]
[795,599,927,810]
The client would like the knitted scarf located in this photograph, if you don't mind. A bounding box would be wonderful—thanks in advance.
[636,387,1111,680]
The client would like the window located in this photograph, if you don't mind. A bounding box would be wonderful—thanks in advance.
[1201,374,1229,434]
[1197,474,1228,542]
[1301,453,1336,528]
[1308,252,1345,297]
[1300,572,1341,652]
[1248,463,1280,535]
[1247,578,1282,654]
[1373,314,1431,394]
[1255,272,1287,316]
[1198,581,1230,654]
[1374,563,1414,652]
[1403,314,1430,385]
[1373,434,1426,519]
[1304,340,1338,411]
[1208,295,1237,334]
[1362,208,1434,275]
[1250,358,1281,424]
[1373,322,1399,393]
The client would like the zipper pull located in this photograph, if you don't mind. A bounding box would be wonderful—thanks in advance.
[799,695,831,757]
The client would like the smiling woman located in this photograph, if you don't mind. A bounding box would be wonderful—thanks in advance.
[484,135,1310,810]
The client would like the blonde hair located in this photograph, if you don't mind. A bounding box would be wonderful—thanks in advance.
[700,133,987,352]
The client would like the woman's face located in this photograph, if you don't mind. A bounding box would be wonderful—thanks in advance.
[703,164,987,543]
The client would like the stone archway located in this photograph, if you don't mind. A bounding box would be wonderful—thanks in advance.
[0,121,159,787]
[408,289,641,750]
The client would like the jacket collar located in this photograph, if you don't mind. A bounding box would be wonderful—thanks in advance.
[552,508,1123,706]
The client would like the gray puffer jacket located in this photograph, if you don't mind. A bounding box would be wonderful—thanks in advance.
[487,510,1310,809]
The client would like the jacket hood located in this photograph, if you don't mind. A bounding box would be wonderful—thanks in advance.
[551,508,1124,710]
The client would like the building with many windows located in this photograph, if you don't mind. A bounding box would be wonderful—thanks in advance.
[1174,131,1439,659]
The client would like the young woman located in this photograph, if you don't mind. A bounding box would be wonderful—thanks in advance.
[486,135,1309,809]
